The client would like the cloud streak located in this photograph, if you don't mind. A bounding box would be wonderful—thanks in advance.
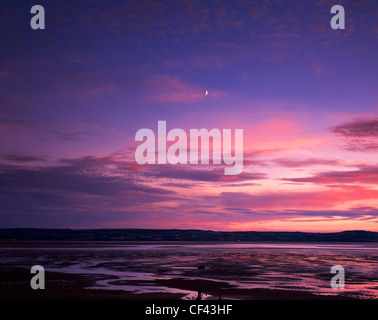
[332,119,378,152]
[217,185,378,211]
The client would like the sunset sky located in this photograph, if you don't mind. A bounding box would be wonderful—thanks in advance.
[1,0,378,231]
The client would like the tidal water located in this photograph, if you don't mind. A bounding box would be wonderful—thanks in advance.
[1,242,377,299]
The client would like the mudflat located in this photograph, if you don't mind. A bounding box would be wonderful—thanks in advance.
[1,241,377,300]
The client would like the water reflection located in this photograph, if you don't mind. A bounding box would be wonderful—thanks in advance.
[1,242,377,299]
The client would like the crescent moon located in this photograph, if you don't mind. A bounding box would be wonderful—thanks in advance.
[205,90,208,96]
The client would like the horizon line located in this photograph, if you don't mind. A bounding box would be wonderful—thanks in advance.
[0,227,376,234]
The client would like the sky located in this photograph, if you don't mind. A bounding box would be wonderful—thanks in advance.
[1,0,378,231]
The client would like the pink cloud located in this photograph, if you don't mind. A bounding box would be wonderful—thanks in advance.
[218,185,378,211]
[272,157,344,168]
[145,75,229,103]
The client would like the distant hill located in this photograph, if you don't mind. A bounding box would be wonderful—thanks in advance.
[0,228,377,242]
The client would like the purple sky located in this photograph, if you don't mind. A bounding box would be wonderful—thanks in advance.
[1,0,378,231]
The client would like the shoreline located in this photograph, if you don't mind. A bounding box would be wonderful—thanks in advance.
[2,240,378,248]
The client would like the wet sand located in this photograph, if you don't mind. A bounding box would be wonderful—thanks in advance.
[0,267,351,300]
[0,268,186,300]
[1,241,376,300]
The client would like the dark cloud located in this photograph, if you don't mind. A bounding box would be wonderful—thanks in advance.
[331,119,378,152]
[0,152,46,162]
[159,182,194,188]
[60,155,266,185]
[141,164,266,182]
[0,153,267,227]
[282,165,378,185]
[332,119,378,137]
[0,163,175,197]
[59,155,119,168]
[224,182,260,187]
[0,158,179,227]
